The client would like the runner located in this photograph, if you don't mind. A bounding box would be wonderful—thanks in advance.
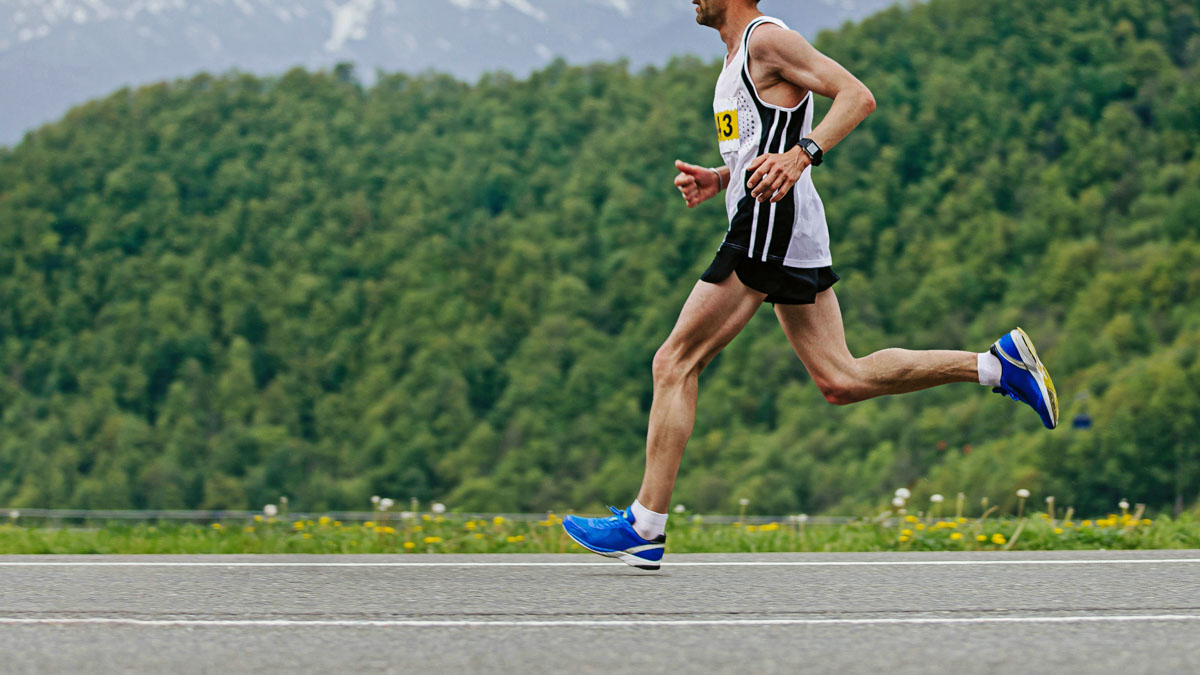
[563,0,1057,570]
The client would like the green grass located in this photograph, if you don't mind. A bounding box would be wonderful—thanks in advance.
[2,511,1199,554]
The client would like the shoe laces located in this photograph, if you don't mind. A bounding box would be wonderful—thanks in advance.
[591,506,627,529]
[992,386,1019,402]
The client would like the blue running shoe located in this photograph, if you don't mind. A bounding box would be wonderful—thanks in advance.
[991,327,1059,429]
[562,506,666,570]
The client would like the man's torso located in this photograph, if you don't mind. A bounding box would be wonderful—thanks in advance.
[712,16,831,269]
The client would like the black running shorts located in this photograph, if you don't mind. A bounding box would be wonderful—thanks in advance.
[700,245,839,305]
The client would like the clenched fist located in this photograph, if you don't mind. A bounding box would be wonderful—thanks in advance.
[673,159,724,208]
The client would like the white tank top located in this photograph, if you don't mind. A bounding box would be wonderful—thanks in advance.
[712,16,831,268]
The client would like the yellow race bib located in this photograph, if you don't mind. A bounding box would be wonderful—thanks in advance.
[713,97,741,154]
[715,110,738,142]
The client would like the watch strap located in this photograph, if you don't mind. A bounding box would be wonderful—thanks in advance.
[798,137,823,166]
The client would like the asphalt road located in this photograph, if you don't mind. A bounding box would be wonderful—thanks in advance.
[3,550,1200,674]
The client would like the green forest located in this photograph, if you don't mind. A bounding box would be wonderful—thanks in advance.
[1,0,1198,517]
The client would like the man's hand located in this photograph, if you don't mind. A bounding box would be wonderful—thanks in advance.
[745,147,809,203]
[674,160,722,208]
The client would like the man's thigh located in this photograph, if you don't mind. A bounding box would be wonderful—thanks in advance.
[659,272,766,371]
[773,287,856,381]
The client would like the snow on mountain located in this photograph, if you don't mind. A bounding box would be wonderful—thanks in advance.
[2,0,905,145]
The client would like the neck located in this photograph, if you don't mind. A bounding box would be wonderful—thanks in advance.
[717,6,764,57]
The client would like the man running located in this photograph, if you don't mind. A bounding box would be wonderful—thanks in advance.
[562,0,1058,570]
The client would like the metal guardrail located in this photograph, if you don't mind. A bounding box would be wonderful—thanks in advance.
[2,508,861,525]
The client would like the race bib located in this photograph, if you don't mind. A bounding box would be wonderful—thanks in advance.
[713,97,740,154]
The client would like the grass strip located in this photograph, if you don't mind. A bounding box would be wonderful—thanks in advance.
[2,511,1198,554]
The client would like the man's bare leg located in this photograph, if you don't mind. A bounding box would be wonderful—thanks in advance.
[634,273,766,513]
[775,288,977,405]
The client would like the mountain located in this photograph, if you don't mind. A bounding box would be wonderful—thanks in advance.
[0,0,902,146]
[1,0,1197,517]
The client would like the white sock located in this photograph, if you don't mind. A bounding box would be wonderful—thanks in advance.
[978,352,1002,387]
[630,500,668,540]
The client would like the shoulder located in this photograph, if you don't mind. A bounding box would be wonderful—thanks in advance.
[747,21,809,63]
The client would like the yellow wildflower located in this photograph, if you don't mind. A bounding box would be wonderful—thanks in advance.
[424,536,442,544]
[1142,519,1152,526]
[293,521,305,530]
[761,523,779,532]
[474,533,483,539]
[1054,528,1063,534]
[1064,521,1075,527]
[465,521,477,530]
[976,535,987,542]
[243,526,255,533]
[991,533,1006,545]
[435,516,445,523]
[915,523,925,531]
[422,514,431,521]
[334,521,342,527]
[253,515,263,522]
[1082,520,1092,527]
[898,535,910,542]
[901,529,913,536]
[746,525,758,533]
[905,515,918,523]
[212,523,223,531]
[364,521,375,528]
[493,516,505,526]
[318,516,331,526]
[957,517,967,524]
[950,532,962,541]
[302,533,311,539]
[403,541,415,550]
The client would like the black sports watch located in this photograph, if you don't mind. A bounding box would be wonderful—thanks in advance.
[797,137,823,166]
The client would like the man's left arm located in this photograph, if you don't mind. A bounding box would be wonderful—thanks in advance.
[745,26,876,203]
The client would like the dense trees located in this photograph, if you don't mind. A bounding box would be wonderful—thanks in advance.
[1,0,1197,516]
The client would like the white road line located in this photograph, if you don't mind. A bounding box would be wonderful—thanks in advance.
[2,615,1200,628]
[0,559,1198,568]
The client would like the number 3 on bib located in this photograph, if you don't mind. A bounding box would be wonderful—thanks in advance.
[713,97,740,153]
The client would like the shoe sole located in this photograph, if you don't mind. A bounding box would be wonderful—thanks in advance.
[1011,327,1059,429]
[562,526,662,570]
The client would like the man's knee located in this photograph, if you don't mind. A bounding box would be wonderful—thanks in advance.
[652,344,702,387]
[814,370,864,406]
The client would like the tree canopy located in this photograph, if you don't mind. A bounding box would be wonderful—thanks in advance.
[1,0,1198,516]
